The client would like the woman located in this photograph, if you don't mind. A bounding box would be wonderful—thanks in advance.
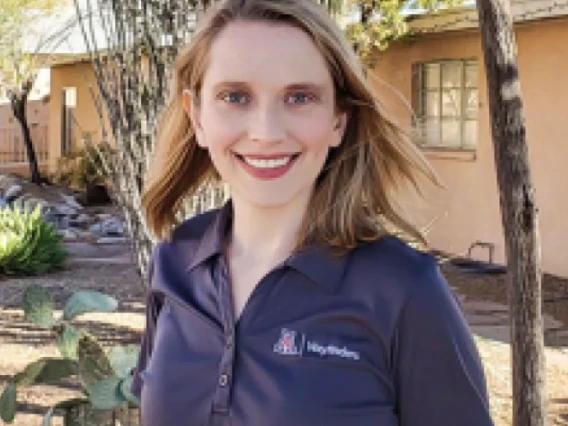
[132,0,495,425]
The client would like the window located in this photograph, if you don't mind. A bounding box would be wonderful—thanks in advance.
[61,87,77,155]
[413,59,478,150]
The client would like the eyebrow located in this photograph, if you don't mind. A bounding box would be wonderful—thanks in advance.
[212,81,327,94]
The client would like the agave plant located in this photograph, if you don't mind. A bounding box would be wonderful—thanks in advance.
[0,205,68,276]
[0,285,140,426]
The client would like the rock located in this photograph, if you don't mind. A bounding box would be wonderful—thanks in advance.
[59,228,78,241]
[100,217,125,237]
[53,203,78,216]
[43,209,67,227]
[0,176,8,191]
[0,175,17,192]
[68,213,93,229]
[42,207,57,219]
[58,215,71,230]
[96,213,113,221]
[89,217,127,238]
[60,193,84,210]
[89,222,103,235]
[97,236,128,244]
[23,197,49,213]
[0,175,124,244]
[76,229,96,240]
[5,184,23,202]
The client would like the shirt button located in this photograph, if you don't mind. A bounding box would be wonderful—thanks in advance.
[226,335,234,349]
[219,374,229,387]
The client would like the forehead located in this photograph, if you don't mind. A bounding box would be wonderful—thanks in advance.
[202,20,332,88]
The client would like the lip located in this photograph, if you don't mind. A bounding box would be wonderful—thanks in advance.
[236,152,300,159]
[233,152,300,180]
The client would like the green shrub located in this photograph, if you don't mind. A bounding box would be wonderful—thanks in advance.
[0,285,140,425]
[50,142,116,192]
[0,206,68,276]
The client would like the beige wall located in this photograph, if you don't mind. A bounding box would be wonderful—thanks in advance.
[48,61,110,173]
[0,100,50,178]
[373,17,568,277]
[0,99,49,127]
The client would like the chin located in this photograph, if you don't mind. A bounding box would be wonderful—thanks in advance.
[232,185,313,211]
[243,193,298,209]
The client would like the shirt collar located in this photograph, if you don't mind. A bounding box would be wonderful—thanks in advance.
[186,199,349,293]
[186,199,233,271]
[286,244,349,294]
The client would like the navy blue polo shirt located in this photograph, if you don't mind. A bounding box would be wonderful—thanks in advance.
[132,200,494,426]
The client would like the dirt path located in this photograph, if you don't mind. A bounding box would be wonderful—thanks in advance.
[443,264,568,348]
[0,244,567,425]
[0,243,145,426]
[444,264,568,425]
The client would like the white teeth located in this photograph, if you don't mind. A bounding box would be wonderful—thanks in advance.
[242,156,293,169]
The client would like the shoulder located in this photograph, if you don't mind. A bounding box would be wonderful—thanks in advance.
[362,234,434,264]
[147,207,221,279]
[151,207,218,250]
[350,234,439,290]
[344,234,447,324]
[170,207,220,243]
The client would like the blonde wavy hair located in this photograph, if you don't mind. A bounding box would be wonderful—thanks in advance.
[142,0,441,253]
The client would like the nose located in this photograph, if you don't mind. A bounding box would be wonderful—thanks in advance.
[248,101,286,144]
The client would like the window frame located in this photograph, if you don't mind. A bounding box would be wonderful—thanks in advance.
[412,58,479,151]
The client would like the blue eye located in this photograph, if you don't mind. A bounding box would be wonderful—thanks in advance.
[222,92,249,104]
[286,92,315,105]
[219,91,315,105]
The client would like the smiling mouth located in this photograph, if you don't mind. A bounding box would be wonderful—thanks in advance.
[234,153,301,169]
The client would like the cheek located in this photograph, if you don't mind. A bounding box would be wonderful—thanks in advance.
[291,116,337,151]
[200,108,244,153]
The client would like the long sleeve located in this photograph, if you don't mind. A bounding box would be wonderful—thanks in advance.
[392,256,495,425]
[131,246,163,400]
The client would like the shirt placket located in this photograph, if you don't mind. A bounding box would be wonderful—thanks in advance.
[211,256,236,420]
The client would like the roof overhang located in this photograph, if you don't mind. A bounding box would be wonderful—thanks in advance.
[408,0,568,33]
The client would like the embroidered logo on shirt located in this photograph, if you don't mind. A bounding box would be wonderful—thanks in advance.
[273,328,301,355]
[273,328,360,361]
[305,341,360,361]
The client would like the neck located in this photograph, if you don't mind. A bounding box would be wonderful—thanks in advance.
[228,191,311,264]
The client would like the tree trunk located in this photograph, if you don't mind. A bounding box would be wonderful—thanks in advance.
[10,88,42,184]
[73,0,230,287]
[475,0,547,425]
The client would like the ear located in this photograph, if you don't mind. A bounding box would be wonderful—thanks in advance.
[182,89,206,148]
[330,110,348,148]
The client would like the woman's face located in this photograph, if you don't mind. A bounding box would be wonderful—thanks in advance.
[184,21,347,209]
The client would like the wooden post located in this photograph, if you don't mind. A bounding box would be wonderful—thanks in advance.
[475,0,547,424]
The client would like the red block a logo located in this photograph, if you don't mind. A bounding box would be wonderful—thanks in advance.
[273,328,301,355]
